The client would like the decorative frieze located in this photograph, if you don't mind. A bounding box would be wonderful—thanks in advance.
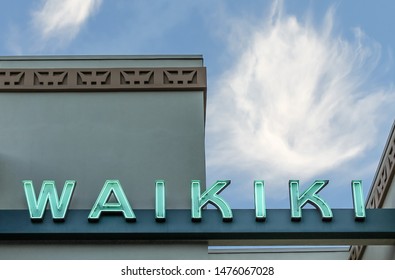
[349,245,365,260]
[164,69,197,85]
[0,67,206,92]
[34,71,68,86]
[77,71,110,86]
[0,71,25,86]
[120,70,154,85]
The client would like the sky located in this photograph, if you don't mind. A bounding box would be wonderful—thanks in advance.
[1,0,394,209]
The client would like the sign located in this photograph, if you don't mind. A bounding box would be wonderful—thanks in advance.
[21,179,366,222]
[1,179,394,245]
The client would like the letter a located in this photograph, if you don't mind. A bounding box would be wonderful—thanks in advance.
[88,180,136,222]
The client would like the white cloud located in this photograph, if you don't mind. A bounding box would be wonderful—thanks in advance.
[32,0,102,44]
[206,2,394,196]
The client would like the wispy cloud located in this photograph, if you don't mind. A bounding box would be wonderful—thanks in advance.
[206,2,394,197]
[32,0,102,46]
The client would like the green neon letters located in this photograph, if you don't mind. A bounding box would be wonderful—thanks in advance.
[289,180,333,221]
[22,179,366,223]
[351,180,366,220]
[88,180,136,222]
[155,180,166,222]
[254,180,266,221]
[23,180,76,221]
[191,180,233,222]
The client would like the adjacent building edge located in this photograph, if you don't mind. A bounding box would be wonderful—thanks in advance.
[349,121,395,260]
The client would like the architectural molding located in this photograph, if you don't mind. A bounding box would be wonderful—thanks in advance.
[0,67,206,92]
[349,121,395,259]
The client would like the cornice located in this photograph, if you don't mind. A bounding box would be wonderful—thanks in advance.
[0,67,206,92]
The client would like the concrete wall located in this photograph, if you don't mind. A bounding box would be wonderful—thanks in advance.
[0,90,205,210]
[0,242,210,260]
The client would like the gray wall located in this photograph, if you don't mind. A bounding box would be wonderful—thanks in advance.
[0,90,205,210]
[1,242,210,260]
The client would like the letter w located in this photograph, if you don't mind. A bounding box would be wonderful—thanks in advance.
[23,180,76,221]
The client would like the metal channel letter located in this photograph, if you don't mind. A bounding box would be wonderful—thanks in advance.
[289,180,333,221]
[23,180,76,221]
[351,180,366,220]
[88,180,136,222]
[155,180,166,222]
[254,180,266,221]
[191,180,233,222]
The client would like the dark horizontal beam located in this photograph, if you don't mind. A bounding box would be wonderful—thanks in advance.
[0,209,394,245]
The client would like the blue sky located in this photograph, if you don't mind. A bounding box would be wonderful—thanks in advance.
[1,0,394,209]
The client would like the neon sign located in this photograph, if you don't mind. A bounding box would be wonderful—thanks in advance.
[22,179,366,222]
